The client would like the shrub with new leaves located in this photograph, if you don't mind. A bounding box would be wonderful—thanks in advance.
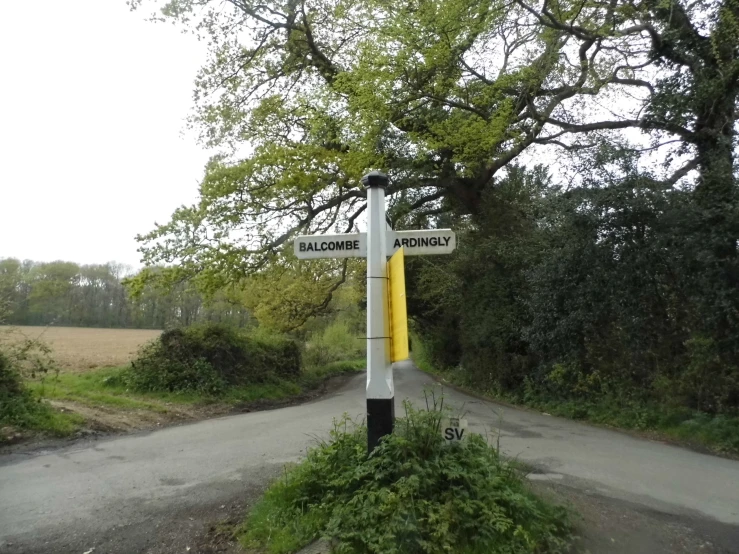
[304,320,365,369]
[0,331,64,436]
[0,351,35,425]
[241,400,571,554]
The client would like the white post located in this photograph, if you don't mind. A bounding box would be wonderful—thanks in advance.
[362,170,394,452]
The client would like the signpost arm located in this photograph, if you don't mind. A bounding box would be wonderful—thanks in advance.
[362,171,394,453]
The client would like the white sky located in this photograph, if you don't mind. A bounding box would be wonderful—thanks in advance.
[0,0,210,268]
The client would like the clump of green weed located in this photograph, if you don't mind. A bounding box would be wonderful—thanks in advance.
[1,333,80,440]
[240,399,571,554]
[1,350,38,425]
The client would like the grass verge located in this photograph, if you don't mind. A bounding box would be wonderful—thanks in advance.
[238,402,572,554]
[27,359,365,413]
[0,399,84,443]
[522,397,739,456]
[411,334,739,457]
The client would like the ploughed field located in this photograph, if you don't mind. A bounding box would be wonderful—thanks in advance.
[1,326,161,372]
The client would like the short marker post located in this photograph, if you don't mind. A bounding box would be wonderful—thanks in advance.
[362,170,394,454]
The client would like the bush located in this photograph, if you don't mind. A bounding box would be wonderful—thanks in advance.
[673,337,738,414]
[1,331,58,425]
[1,343,79,438]
[304,320,364,369]
[246,327,302,379]
[241,401,571,554]
[0,351,37,425]
[409,166,739,418]
[128,324,302,394]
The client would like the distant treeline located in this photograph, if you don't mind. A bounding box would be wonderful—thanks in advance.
[0,258,250,329]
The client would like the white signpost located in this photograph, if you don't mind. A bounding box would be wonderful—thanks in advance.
[388,230,456,256]
[293,230,456,259]
[294,171,457,452]
[294,233,366,259]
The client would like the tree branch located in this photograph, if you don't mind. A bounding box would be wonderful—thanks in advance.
[665,158,699,186]
[544,116,693,139]
[283,260,348,331]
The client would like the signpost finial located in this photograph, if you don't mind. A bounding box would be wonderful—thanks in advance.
[361,171,388,189]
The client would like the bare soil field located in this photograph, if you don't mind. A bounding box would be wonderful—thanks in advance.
[1,326,161,372]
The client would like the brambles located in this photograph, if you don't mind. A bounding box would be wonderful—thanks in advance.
[0,330,81,440]
[128,324,302,394]
[0,350,35,425]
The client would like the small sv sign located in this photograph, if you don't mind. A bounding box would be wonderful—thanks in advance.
[441,417,468,442]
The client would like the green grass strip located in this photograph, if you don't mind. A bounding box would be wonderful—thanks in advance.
[26,359,365,415]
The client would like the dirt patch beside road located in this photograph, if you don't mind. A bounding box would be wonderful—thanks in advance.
[48,399,201,432]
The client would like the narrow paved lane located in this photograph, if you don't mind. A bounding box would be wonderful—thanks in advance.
[1,362,738,553]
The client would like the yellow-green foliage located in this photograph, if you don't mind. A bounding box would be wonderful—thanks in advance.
[237,257,365,332]
[304,320,365,369]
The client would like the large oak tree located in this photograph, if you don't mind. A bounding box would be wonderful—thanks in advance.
[131,0,737,326]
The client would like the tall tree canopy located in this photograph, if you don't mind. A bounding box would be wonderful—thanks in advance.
[130,0,737,327]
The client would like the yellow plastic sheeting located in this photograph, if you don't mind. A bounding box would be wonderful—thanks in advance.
[387,247,409,362]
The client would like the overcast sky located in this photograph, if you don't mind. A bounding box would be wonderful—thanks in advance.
[0,0,210,268]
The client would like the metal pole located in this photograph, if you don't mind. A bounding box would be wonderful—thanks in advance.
[362,170,394,453]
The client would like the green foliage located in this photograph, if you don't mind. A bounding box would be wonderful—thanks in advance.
[0,328,58,407]
[131,0,737,308]
[127,324,302,394]
[0,257,252,329]
[240,403,571,554]
[411,160,739,415]
[0,351,36,425]
[523,395,739,456]
[414,336,739,456]
[29,367,175,412]
[304,319,365,369]
[0,332,82,440]
[679,337,739,414]
[303,359,366,379]
[28,359,364,421]
[408,165,547,394]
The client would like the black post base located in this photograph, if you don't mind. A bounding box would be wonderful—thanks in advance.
[367,397,395,454]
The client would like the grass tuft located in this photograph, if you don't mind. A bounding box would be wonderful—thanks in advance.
[18,402,85,436]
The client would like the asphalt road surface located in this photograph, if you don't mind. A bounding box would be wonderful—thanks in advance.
[1,361,738,553]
